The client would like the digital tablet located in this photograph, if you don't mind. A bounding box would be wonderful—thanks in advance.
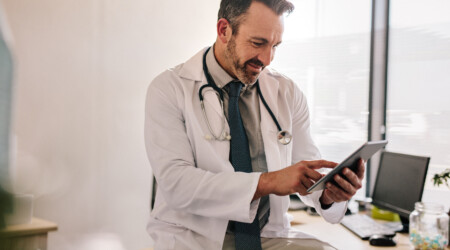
[307,140,388,193]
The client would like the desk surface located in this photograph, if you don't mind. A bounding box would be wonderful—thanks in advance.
[289,210,413,250]
[0,218,58,238]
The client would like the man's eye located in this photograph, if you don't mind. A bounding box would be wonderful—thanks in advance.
[252,42,263,47]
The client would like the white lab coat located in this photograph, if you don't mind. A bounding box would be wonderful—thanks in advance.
[144,48,347,250]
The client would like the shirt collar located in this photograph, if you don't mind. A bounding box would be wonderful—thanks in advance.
[205,45,235,89]
[206,45,260,94]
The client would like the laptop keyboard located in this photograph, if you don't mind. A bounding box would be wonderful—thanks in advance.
[340,214,397,240]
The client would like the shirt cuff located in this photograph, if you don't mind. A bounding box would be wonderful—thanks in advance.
[299,190,347,224]
[316,199,347,224]
[249,198,260,221]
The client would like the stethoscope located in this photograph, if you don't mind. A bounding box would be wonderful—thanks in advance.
[198,47,292,145]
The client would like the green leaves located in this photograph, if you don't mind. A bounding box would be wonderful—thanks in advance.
[432,169,450,188]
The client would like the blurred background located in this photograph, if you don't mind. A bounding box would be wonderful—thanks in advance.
[1,0,449,249]
[1,0,220,249]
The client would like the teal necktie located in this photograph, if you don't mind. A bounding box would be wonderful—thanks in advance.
[228,81,262,250]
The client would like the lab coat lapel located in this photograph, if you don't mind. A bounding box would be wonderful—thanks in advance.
[180,47,224,117]
[259,72,282,172]
[200,77,230,138]
[179,48,229,139]
[179,48,206,82]
[258,73,279,120]
[202,86,224,117]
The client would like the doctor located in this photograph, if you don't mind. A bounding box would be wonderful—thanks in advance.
[144,0,365,249]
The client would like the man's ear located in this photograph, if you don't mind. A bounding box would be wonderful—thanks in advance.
[217,18,232,44]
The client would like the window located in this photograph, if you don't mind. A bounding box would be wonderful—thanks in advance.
[386,0,450,210]
[272,0,372,196]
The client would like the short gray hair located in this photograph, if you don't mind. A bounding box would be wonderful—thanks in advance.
[218,0,294,34]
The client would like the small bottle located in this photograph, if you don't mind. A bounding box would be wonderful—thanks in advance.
[409,202,448,249]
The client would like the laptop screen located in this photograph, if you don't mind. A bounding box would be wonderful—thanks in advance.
[371,151,430,219]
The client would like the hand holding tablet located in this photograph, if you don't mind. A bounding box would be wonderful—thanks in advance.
[307,140,388,193]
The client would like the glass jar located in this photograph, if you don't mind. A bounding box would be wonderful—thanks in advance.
[409,202,449,249]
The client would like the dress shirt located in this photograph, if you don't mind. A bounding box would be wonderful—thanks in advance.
[205,45,268,173]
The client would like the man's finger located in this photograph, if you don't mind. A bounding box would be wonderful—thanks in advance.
[333,173,356,195]
[341,168,362,189]
[323,188,342,203]
[326,183,351,201]
[304,167,322,181]
[355,159,365,179]
[300,176,314,190]
[304,160,338,170]
[324,185,342,202]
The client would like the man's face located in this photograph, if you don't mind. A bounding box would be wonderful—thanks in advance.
[224,2,284,84]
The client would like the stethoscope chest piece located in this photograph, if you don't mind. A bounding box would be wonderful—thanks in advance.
[277,130,292,145]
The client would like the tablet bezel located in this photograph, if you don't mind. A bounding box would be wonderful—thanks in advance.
[306,140,388,193]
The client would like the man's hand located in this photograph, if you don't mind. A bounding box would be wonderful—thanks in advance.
[319,159,365,206]
[253,160,338,200]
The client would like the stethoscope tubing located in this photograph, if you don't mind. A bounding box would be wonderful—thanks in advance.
[255,80,282,132]
[199,47,291,145]
[199,47,223,102]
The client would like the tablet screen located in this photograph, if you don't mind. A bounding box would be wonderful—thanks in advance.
[307,140,388,193]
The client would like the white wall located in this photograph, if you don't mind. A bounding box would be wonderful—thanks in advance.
[2,0,219,249]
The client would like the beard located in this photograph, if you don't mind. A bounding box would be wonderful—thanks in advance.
[225,36,265,84]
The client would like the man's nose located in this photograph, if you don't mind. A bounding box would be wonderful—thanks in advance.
[258,47,273,67]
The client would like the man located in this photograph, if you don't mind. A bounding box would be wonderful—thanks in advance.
[145,0,364,249]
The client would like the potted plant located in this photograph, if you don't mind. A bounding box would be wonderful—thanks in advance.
[432,169,450,188]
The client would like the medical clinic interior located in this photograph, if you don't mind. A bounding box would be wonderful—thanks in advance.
[1,0,449,249]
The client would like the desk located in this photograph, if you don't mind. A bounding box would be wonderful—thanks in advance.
[289,210,413,250]
[0,218,57,250]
